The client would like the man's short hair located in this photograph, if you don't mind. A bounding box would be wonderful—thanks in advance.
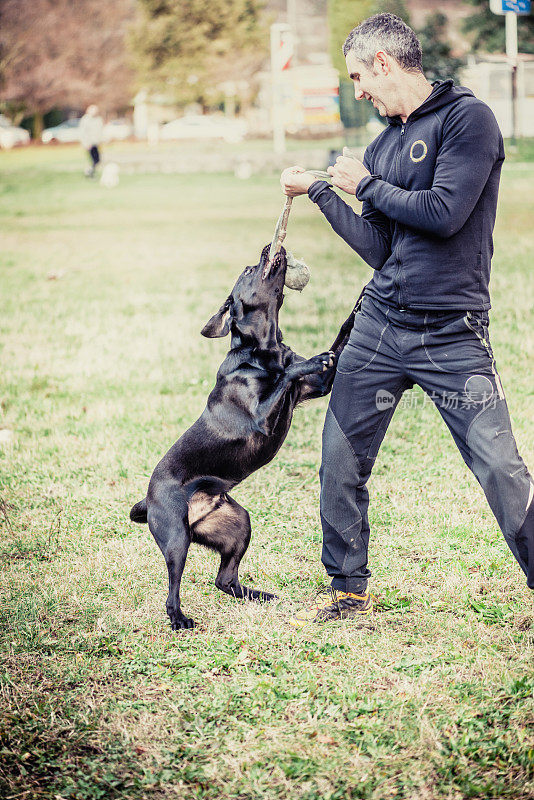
[343,13,423,73]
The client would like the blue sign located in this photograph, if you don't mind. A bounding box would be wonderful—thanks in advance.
[501,0,530,13]
[491,0,531,12]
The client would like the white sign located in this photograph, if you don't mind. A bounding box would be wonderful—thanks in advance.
[271,24,294,72]
[270,23,294,153]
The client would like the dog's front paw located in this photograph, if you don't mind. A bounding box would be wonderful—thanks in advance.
[315,351,335,372]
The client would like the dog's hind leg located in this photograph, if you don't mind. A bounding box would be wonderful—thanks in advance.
[147,487,195,630]
[190,494,277,603]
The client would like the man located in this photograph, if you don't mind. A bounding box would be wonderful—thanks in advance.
[80,105,104,178]
[281,13,533,626]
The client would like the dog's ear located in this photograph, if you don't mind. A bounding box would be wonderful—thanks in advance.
[201,299,232,338]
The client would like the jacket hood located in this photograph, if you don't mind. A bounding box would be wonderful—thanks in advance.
[387,80,475,125]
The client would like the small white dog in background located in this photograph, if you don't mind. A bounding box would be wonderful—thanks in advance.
[100,162,120,188]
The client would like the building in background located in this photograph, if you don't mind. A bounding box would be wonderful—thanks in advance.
[461,54,534,137]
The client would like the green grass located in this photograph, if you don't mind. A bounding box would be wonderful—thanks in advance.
[0,144,533,800]
[504,137,534,162]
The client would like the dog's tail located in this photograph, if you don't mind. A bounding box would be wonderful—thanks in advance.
[183,476,236,502]
[129,477,236,525]
[130,498,148,524]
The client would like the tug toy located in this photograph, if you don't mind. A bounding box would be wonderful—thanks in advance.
[264,196,310,292]
[264,169,333,292]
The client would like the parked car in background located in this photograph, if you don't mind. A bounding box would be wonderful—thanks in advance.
[0,115,30,149]
[41,118,81,144]
[160,115,248,143]
[103,118,134,142]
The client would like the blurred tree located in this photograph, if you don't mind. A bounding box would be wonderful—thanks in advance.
[0,0,135,136]
[129,0,267,109]
[328,0,372,75]
[419,12,464,82]
[463,0,534,54]
[370,0,410,22]
[328,0,372,130]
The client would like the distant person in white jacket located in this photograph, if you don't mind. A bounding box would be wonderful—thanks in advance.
[80,105,104,178]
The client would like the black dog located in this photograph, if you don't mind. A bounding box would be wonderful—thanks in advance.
[130,245,356,629]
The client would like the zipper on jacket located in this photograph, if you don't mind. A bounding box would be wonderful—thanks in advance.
[394,124,405,184]
[394,124,406,306]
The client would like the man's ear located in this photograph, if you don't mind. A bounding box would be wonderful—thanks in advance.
[201,298,232,338]
[374,50,391,75]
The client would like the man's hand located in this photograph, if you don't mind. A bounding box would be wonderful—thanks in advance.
[280,166,317,197]
[327,148,370,195]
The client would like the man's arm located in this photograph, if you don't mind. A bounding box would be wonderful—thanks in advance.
[356,102,503,238]
[280,156,392,271]
[307,180,392,270]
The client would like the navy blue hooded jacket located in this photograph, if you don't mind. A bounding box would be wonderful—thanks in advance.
[308,80,505,310]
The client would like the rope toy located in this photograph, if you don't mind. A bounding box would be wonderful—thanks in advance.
[264,196,310,292]
[264,170,333,292]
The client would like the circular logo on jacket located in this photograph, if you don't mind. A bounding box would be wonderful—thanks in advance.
[410,140,428,163]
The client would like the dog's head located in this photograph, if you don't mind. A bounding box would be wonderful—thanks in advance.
[201,245,287,345]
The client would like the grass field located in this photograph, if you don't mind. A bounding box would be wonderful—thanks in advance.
[0,143,533,800]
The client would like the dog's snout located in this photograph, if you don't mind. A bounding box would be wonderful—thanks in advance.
[262,252,286,281]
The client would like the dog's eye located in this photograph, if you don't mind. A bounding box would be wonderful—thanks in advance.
[243,267,253,276]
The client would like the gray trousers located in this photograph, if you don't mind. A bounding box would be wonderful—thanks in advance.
[320,295,534,592]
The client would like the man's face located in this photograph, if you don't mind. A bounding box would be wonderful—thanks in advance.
[345,51,390,117]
